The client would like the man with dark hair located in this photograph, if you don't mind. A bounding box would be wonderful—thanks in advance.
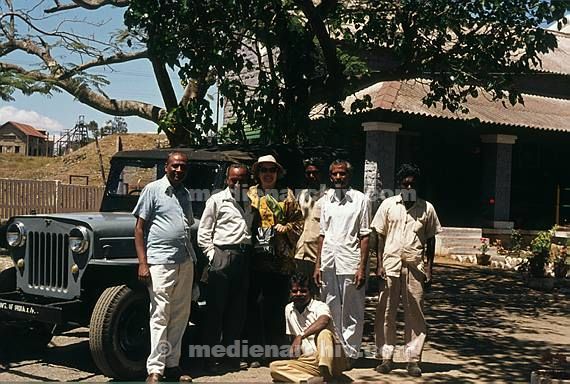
[198,163,253,373]
[372,163,442,377]
[295,159,325,295]
[133,151,195,383]
[270,273,348,383]
[314,159,371,361]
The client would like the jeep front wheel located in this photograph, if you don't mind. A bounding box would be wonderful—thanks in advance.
[89,285,149,380]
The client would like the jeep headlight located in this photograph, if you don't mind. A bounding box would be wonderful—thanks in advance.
[6,222,26,247]
[69,226,90,254]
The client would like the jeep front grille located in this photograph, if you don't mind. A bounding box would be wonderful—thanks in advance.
[28,232,70,291]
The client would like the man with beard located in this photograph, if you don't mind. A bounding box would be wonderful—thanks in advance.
[372,163,442,377]
[314,160,371,362]
[198,163,253,373]
[269,273,348,383]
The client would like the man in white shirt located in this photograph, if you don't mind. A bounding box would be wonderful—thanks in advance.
[372,164,442,377]
[197,163,253,373]
[270,273,348,383]
[314,160,371,360]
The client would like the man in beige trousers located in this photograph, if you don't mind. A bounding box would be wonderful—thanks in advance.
[371,164,442,377]
[270,273,348,383]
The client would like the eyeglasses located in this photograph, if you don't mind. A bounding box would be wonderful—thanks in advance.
[260,167,278,173]
[306,170,319,175]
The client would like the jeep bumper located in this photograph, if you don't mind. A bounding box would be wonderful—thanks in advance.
[0,291,80,324]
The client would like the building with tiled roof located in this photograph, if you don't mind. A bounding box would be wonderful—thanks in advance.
[0,121,54,156]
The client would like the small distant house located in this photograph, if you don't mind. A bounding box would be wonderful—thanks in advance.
[0,121,54,156]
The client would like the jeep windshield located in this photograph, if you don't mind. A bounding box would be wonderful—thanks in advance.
[101,158,222,217]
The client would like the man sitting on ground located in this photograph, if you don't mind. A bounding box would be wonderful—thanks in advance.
[270,273,348,383]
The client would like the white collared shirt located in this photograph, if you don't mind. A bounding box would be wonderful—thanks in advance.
[285,299,334,356]
[371,194,442,277]
[319,188,371,275]
[197,187,253,255]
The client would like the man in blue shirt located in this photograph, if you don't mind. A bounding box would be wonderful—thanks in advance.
[133,151,196,383]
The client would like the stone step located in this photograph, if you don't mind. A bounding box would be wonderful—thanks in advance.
[448,246,479,254]
[439,227,483,236]
[439,237,485,247]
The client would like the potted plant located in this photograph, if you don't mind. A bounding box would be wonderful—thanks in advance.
[475,237,491,266]
[521,227,557,291]
[553,245,568,279]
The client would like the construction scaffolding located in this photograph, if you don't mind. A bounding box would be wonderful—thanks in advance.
[54,115,91,156]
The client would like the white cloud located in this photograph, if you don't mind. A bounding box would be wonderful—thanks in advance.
[0,106,65,134]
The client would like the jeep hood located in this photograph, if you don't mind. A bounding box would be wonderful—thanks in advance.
[12,212,136,238]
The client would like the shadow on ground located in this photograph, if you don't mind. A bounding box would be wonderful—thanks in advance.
[420,263,569,383]
[0,261,568,383]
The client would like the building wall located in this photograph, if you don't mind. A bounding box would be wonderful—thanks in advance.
[0,124,27,154]
[362,110,568,230]
[0,123,52,156]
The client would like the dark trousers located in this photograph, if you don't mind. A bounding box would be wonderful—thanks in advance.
[204,246,251,353]
[244,271,290,355]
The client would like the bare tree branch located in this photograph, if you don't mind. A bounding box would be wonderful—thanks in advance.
[45,0,129,14]
[1,61,164,122]
[61,50,149,79]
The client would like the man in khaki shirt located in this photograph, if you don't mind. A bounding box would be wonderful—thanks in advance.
[371,164,442,378]
[294,160,326,294]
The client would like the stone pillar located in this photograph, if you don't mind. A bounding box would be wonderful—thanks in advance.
[362,122,400,211]
[480,134,517,229]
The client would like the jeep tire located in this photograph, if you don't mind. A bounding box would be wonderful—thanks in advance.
[0,266,16,292]
[89,285,149,380]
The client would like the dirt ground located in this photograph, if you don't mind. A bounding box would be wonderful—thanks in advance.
[0,257,568,383]
[0,133,161,186]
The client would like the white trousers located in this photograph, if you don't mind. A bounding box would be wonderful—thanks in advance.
[320,269,366,359]
[147,259,194,375]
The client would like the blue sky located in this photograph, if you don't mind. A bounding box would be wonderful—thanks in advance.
[0,4,217,137]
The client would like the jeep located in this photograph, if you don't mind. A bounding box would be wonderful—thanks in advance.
[0,145,308,379]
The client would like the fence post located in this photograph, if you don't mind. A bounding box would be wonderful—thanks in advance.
[55,180,61,213]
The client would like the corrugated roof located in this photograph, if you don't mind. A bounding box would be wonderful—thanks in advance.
[535,31,570,75]
[1,121,48,139]
[318,80,570,133]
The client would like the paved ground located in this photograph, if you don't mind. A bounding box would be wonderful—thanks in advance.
[0,257,568,383]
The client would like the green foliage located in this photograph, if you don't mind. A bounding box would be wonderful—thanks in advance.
[125,0,569,144]
[530,226,558,254]
[0,70,56,101]
[510,229,524,253]
[521,225,560,278]
[101,117,128,137]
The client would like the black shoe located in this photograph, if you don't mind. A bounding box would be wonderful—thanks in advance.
[375,359,394,374]
[164,367,192,382]
[220,359,248,372]
[407,362,422,377]
[318,365,333,381]
[249,360,261,368]
[203,360,222,375]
